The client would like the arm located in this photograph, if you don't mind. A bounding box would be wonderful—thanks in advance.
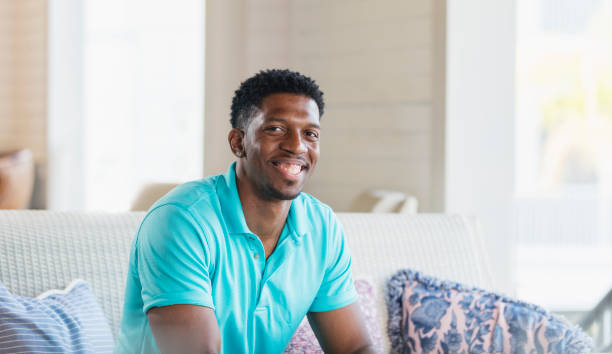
[136,205,218,353]
[307,303,375,354]
[148,304,221,354]
[308,210,375,352]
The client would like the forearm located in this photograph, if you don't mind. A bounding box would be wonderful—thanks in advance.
[152,325,221,354]
[308,303,378,354]
[148,305,221,354]
[154,333,220,354]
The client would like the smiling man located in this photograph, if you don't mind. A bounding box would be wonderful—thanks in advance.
[115,69,375,354]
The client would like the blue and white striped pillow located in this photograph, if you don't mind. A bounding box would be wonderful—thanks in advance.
[0,279,114,353]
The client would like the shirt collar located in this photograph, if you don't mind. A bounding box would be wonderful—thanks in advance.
[218,162,250,235]
[218,162,308,238]
[287,198,308,238]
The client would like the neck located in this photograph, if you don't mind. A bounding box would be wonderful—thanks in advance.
[235,167,291,243]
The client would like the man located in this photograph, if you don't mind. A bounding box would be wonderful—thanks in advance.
[116,69,375,353]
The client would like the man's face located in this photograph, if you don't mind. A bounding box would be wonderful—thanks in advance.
[237,93,320,201]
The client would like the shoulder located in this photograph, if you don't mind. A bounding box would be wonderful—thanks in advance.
[152,176,219,210]
[295,192,335,217]
[135,178,224,258]
[294,192,332,212]
[294,194,351,271]
[292,192,342,235]
[142,174,225,234]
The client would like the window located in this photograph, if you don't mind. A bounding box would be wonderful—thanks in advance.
[48,0,205,211]
[515,0,612,311]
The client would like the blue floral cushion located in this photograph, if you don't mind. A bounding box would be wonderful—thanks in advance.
[386,269,593,354]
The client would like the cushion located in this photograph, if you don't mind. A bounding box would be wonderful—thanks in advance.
[284,279,383,353]
[0,279,114,353]
[386,269,593,354]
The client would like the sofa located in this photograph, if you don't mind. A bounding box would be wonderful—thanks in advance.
[0,210,495,352]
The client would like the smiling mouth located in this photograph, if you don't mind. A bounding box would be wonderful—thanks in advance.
[271,161,306,176]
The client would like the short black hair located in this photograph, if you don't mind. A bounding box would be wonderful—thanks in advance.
[230,69,325,130]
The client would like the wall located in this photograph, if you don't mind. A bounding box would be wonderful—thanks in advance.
[205,0,446,212]
[204,0,247,178]
[47,0,85,210]
[204,0,293,178]
[446,0,517,293]
[0,0,47,208]
[289,0,446,212]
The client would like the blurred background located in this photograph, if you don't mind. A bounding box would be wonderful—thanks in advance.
[1,0,611,332]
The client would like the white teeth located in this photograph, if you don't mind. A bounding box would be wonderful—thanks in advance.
[279,163,301,175]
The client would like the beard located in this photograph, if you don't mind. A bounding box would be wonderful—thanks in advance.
[259,180,302,201]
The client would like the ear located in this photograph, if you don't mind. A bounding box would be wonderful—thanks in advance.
[228,128,245,158]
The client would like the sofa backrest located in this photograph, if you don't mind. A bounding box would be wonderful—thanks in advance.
[0,210,142,340]
[338,213,494,347]
[340,213,494,290]
[0,210,494,344]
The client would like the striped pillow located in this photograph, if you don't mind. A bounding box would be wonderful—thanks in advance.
[0,279,114,353]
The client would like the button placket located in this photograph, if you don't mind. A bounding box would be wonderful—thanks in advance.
[246,234,265,270]
[244,233,265,304]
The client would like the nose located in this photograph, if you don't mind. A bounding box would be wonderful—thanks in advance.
[280,129,307,155]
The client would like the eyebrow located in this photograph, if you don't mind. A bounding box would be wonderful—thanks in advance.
[267,117,321,129]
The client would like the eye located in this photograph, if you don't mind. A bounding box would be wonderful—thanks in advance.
[305,131,320,140]
[264,126,284,134]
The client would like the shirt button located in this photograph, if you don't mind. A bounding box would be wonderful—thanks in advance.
[253,253,259,260]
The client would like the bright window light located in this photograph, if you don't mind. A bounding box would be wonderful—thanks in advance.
[515,0,612,311]
[80,0,204,211]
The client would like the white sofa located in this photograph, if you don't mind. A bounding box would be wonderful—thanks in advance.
[0,210,495,352]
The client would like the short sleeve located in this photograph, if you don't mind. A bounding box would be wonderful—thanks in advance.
[136,204,215,313]
[309,211,358,312]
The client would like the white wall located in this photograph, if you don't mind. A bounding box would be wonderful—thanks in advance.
[445,0,517,293]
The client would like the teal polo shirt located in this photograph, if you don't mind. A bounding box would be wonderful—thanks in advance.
[115,163,358,354]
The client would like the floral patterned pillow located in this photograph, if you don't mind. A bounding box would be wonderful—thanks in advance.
[284,279,384,353]
[387,269,593,354]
